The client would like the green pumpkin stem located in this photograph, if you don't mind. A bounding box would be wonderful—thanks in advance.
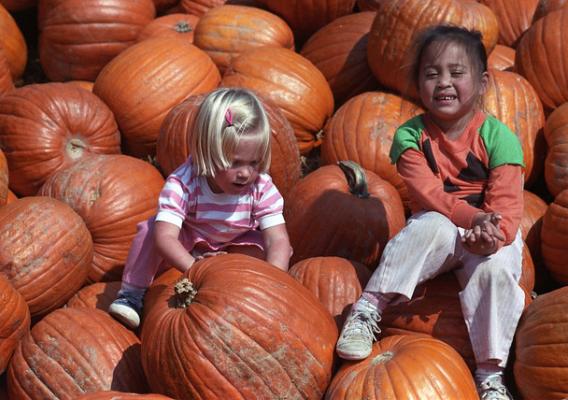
[174,278,197,308]
[338,160,370,199]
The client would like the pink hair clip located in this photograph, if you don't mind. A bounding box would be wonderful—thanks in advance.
[225,107,233,126]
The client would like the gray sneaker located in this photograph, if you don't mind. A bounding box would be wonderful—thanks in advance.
[477,374,513,400]
[336,298,381,360]
[108,290,143,330]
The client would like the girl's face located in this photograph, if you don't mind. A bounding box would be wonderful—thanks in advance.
[417,41,488,132]
[207,136,262,195]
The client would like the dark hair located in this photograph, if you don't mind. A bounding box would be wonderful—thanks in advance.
[408,25,488,90]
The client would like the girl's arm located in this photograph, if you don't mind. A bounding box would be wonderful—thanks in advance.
[153,221,196,273]
[261,223,292,272]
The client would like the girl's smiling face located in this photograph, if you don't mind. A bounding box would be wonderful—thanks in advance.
[418,41,488,133]
[207,136,262,195]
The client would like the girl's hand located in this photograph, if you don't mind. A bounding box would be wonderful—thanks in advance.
[461,213,505,255]
[194,251,227,260]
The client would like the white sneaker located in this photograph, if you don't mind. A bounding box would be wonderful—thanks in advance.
[336,298,381,360]
[477,374,513,400]
[108,291,143,330]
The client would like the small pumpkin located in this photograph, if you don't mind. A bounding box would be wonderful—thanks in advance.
[325,335,478,399]
[300,11,380,108]
[0,274,30,375]
[141,254,338,399]
[7,308,148,399]
[193,5,294,74]
[488,44,515,71]
[289,256,371,330]
[284,161,406,268]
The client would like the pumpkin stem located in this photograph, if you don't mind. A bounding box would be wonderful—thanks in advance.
[174,278,197,308]
[65,138,87,160]
[337,160,369,199]
[175,21,193,33]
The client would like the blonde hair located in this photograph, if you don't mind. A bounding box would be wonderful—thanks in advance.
[191,87,271,177]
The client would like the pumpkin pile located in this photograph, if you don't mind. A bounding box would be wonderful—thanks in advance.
[0,0,567,399]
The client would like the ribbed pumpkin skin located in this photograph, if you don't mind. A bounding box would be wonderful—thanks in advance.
[141,254,338,400]
[483,69,545,186]
[0,274,30,375]
[7,308,148,399]
[522,190,547,266]
[0,148,7,206]
[194,5,294,74]
[488,44,515,71]
[321,91,423,209]
[0,83,121,197]
[533,0,568,21]
[137,13,199,43]
[255,0,356,44]
[300,11,380,107]
[284,164,406,268]
[93,37,220,159]
[478,0,538,47]
[289,256,371,330]
[541,189,568,284]
[0,51,12,95]
[180,0,224,16]
[380,244,535,370]
[325,335,478,400]
[76,392,174,400]
[367,0,498,98]
[0,197,93,318]
[66,281,122,311]
[156,93,301,198]
[515,9,568,110]
[38,0,156,82]
[222,47,334,155]
[39,154,165,283]
[543,102,568,196]
[514,286,568,399]
[0,4,26,80]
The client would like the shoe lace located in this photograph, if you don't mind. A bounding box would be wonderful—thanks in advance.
[342,306,381,341]
[119,291,143,313]
[478,376,511,400]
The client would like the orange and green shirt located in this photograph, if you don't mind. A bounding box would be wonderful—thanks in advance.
[390,111,524,246]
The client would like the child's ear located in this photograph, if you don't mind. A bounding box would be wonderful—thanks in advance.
[479,71,490,95]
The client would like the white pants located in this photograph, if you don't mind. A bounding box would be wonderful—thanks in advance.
[365,211,524,367]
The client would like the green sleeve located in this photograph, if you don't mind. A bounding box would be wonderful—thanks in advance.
[389,115,425,164]
[479,115,525,169]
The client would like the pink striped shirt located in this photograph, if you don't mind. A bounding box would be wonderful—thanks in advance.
[155,158,285,249]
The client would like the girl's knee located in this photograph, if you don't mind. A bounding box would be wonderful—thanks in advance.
[405,211,456,240]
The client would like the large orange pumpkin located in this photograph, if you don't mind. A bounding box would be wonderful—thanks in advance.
[0,274,29,375]
[93,36,220,158]
[515,8,568,110]
[179,0,224,16]
[483,69,546,186]
[156,92,301,198]
[38,0,156,82]
[255,0,356,44]
[380,243,535,370]
[533,0,568,20]
[0,83,121,197]
[325,335,478,399]
[487,44,515,71]
[321,91,423,209]
[366,0,499,98]
[193,5,294,74]
[0,197,93,318]
[543,102,568,197]
[39,154,165,283]
[7,308,148,399]
[521,190,547,267]
[0,50,12,95]
[76,393,173,400]
[0,4,26,80]
[478,0,539,47]
[137,13,199,43]
[540,189,568,284]
[141,255,338,399]
[222,46,334,155]
[289,256,371,330]
[284,161,406,268]
[300,11,380,108]
[514,286,568,399]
